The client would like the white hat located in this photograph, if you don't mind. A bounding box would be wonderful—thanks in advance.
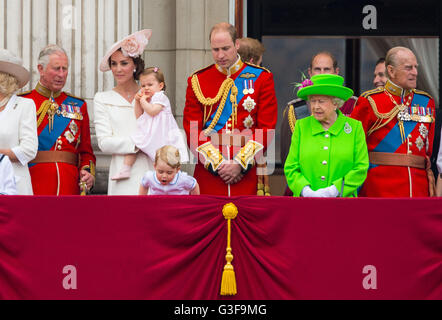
[0,49,30,88]
[99,29,152,72]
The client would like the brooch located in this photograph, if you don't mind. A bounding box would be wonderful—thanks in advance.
[415,136,424,151]
[242,97,256,113]
[419,123,428,139]
[243,115,254,129]
[344,122,352,134]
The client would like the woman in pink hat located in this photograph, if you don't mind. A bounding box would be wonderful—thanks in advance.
[0,49,38,195]
[94,30,155,195]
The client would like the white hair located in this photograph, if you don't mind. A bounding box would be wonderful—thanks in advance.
[332,97,345,108]
[37,44,69,69]
[308,95,345,108]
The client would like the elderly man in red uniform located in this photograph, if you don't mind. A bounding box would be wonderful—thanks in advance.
[351,46,436,197]
[20,45,95,195]
[183,22,277,196]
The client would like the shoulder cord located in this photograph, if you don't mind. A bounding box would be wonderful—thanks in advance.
[366,96,402,136]
[287,104,296,133]
[191,75,237,136]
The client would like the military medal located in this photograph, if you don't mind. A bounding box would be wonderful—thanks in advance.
[64,130,75,143]
[419,123,428,139]
[70,121,79,135]
[59,103,83,120]
[243,114,254,129]
[242,96,256,113]
[243,79,255,95]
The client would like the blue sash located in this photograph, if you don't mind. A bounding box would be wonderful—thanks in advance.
[204,65,263,133]
[369,93,431,170]
[30,96,83,168]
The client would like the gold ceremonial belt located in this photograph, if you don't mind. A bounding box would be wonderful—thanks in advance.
[30,151,78,166]
[368,152,426,169]
[210,133,250,147]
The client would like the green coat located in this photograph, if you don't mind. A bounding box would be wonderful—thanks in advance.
[284,110,369,197]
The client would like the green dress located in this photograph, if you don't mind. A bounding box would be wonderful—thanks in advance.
[284,110,369,197]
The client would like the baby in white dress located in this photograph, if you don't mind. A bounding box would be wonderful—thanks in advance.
[139,145,199,195]
[112,67,188,180]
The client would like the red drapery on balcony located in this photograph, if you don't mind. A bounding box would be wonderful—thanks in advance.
[0,195,441,300]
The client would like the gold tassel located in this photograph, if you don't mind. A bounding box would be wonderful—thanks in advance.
[220,203,238,296]
[398,120,406,144]
[79,182,87,196]
[230,85,238,126]
[36,98,59,132]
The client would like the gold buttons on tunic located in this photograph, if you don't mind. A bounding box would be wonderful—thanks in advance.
[325,134,329,138]
[323,146,328,150]
[321,176,326,181]
[322,161,327,165]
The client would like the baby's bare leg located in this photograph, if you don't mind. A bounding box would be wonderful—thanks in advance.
[111,154,137,180]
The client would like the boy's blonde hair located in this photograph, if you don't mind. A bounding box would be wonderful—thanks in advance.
[155,145,180,169]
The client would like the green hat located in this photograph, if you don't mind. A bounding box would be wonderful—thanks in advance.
[297,74,353,101]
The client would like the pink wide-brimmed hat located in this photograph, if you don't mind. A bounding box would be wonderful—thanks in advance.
[0,49,30,88]
[99,29,152,72]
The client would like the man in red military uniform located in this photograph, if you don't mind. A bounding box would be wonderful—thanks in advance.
[20,45,95,195]
[351,46,435,197]
[183,22,277,196]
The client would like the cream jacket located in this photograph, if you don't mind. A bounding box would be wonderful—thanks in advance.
[0,95,38,195]
[93,90,153,195]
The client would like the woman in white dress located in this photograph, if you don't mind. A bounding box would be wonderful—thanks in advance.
[0,49,38,195]
[94,29,154,195]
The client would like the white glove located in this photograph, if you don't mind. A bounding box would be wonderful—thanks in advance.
[316,185,339,197]
[301,186,318,197]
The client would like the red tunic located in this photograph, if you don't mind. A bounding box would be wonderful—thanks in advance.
[183,60,278,196]
[351,81,435,197]
[20,83,96,195]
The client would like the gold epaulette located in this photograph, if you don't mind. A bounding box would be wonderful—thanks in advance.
[413,89,433,100]
[191,64,214,76]
[287,104,296,133]
[360,87,384,98]
[65,92,85,102]
[17,90,32,96]
[244,62,270,73]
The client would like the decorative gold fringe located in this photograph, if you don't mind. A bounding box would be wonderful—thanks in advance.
[220,203,238,296]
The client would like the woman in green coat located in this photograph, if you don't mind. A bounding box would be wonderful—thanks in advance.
[284,74,369,197]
